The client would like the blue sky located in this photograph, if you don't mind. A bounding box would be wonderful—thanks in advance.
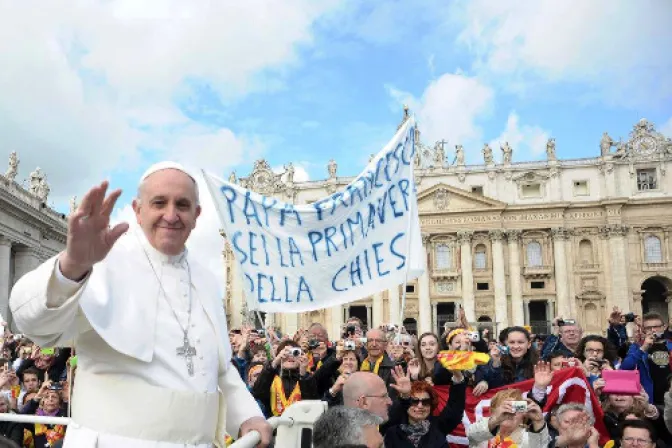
[1,0,671,279]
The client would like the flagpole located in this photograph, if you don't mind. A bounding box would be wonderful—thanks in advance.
[398,117,418,332]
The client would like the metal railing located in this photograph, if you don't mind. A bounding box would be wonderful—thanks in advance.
[0,400,327,448]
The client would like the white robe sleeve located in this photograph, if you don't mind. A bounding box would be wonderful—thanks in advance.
[219,363,264,439]
[9,256,88,347]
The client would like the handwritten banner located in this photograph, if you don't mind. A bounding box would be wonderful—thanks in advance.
[204,119,424,313]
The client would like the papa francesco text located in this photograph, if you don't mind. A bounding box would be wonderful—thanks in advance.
[219,128,416,305]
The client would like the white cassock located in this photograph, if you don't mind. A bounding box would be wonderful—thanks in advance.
[9,230,263,447]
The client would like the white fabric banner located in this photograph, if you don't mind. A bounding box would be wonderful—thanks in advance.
[204,119,424,313]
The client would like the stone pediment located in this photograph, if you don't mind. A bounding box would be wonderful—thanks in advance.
[416,184,506,213]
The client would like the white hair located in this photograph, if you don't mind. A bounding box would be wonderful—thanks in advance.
[312,407,382,448]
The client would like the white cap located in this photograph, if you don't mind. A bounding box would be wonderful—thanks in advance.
[139,161,195,183]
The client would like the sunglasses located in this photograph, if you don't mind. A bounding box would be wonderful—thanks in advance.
[409,398,432,407]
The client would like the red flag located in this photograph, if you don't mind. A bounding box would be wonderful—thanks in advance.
[433,368,609,447]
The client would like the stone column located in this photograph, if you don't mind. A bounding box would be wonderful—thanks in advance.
[388,286,400,326]
[523,299,530,324]
[506,230,524,326]
[490,230,508,329]
[602,225,630,311]
[632,290,645,317]
[284,313,298,336]
[417,234,432,334]
[552,228,571,319]
[366,305,372,330]
[458,231,475,321]
[0,237,12,324]
[432,302,438,335]
[565,236,577,317]
[330,304,343,339]
[372,292,384,328]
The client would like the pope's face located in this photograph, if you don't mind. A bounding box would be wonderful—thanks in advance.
[133,169,201,256]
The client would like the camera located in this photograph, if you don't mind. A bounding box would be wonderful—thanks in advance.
[387,324,398,332]
[289,348,302,358]
[345,325,357,336]
[558,319,576,327]
[557,319,576,327]
[498,345,509,355]
[308,339,320,350]
[624,312,637,323]
[653,332,665,341]
[344,341,356,351]
[562,360,577,368]
[511,401,528,413]
[48,384,63,391]
[467,332,480,342]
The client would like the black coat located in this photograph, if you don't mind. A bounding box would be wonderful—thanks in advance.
[251,364,319,416]
[384,381,467,448]
[0,420,23,446]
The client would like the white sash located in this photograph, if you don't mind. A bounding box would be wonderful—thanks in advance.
[71,370,220,445]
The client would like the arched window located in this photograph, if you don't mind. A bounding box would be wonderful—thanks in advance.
[526,241,543,267]
[474,244,487,269]
[579,239,594,265]
[645,235,663,263]
[436,244,453,269]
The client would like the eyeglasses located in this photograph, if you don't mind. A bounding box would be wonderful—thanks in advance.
[584,348,604,355]
[409,398,432,407]
[363,392,390,400]
[643,324,664,331]
[622,436,653,446]
[367,339,387,345]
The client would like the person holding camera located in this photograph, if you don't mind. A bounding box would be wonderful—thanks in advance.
[541,317,583,361]
[360,329,396,394]
[322,342,361,407]
[251,340,319,417]
[621,312,672,405]
[20,376,67,447]
[574,335,617,388]
[467,388,550,447]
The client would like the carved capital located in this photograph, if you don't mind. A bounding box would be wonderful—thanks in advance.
[489,229,505,242]
[551,227,571,240]
[0,236,12,248]
[421,233,432,245]
[457,231,473,245]
[505,229,521,242]
[600,224,629,238]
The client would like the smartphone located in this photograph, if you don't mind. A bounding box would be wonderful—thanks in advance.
[70,356,78,368]
[41,348,55,356]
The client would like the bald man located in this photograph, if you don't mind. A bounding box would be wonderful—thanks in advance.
[343,372,392,423]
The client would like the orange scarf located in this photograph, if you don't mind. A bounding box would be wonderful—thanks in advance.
[270,375,301,416]
[360,356,383,374]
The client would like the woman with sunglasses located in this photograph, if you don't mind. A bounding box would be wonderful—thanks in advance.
[384,369,466,447]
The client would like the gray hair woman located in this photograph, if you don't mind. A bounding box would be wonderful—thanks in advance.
[0,395,23,445]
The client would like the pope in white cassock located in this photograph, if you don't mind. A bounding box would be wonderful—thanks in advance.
[9,162,272,447]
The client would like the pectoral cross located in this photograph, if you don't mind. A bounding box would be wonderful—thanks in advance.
[176,332,197,377]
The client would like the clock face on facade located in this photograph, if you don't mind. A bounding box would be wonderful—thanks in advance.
[633,135,657,155]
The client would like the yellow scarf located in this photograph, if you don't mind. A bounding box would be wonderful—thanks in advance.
[270,375,301,416]
[307,353,323,373]
[361,356,383,374]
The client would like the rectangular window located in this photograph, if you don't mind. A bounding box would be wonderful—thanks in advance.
[476,282,489,291]
[573,180,589,196]
[405,284,415,293]
[531,281,545,289]
[471,186,483,195]
[521,183,542,198]
[637,169,657,191]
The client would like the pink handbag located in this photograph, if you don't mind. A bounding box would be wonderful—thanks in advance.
[602,370,640,395]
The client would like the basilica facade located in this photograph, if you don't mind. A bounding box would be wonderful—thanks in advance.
[0,153,67,329]
[223,116,672,339]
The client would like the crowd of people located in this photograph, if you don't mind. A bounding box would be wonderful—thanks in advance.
[225,307,672,447]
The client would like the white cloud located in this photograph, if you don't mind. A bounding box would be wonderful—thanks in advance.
[0,0,340,203]
[453,0,672,107]
[488,112,550,160]
[661,117,672,138]
[272,163,311,183]
[387,73,494,160]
